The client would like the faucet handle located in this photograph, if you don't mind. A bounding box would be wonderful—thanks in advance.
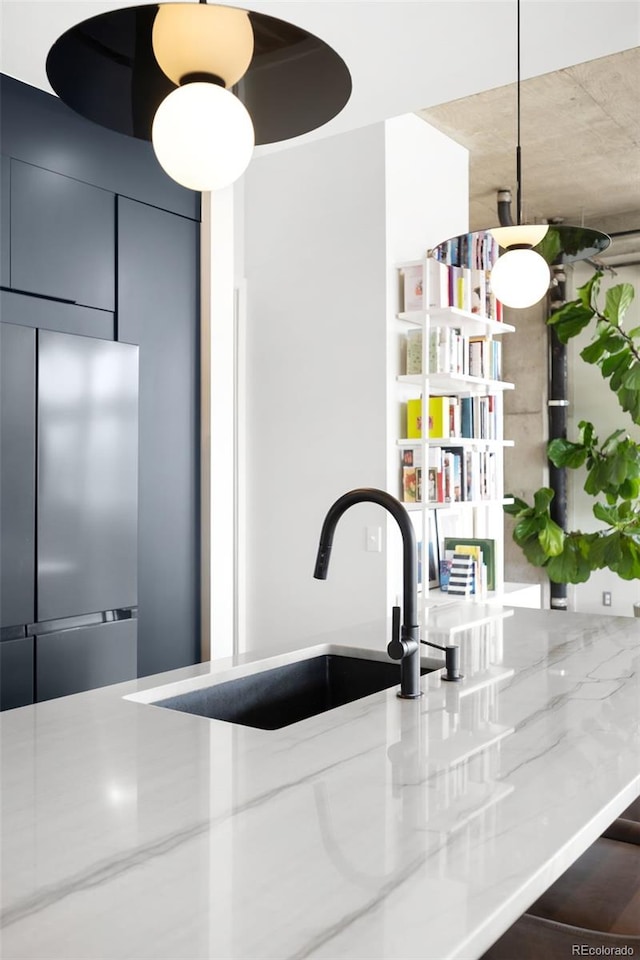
[387,606,402,659]
[388,606,415,660]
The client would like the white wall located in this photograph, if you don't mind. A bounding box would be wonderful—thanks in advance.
[242,124,389,652]
[568,261,640,617]
[201,189,238,660]
[241,116,468,653]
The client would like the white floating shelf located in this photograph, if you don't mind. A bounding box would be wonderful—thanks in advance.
[402,497,514,511]
[397,373,514,393]
[397,438,514,448]
[397,308,515,336]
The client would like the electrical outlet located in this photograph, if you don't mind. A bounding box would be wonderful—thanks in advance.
[602,591,612,607]
[366,526,382,553]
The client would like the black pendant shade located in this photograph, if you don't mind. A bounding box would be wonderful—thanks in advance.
[432,224,611,268]
[46,3,352,145]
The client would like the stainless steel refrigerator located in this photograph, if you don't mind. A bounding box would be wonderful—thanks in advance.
[0,323,139,707]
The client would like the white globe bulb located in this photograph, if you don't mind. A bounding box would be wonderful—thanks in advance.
[490,224,549,249]
[152,83,254,192]
[490,248,550,309]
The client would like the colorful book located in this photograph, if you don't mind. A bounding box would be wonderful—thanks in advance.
[428,396,449,439]
[406,398,422,439]
[447,553,474,596]
[444,537,496,591]
[402,466,421,503]
[406,330,422,375]
[403,265,423,312]
[460,396,473,438]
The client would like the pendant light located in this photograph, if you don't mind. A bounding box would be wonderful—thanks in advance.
[150,2,254,190]
[432,0,610,309]
[46,2,352,193]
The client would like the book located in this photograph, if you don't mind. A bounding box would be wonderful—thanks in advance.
[426,258,449,309]
[402,466,421,503]
[406,398,422,439]
[428,446,443,503]
[439,554,453,591]
[447,552,474,596]
[428,396,449,439]
[406,330,422,375]
[460,396,473,438]
[444,537,496,591]
[403,264,423,312]
[471,268,486,316]
[442,448,462,501]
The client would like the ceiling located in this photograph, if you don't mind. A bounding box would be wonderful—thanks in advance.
[1,1,639,149]
[419,46,640,267]
[1,1,638,262]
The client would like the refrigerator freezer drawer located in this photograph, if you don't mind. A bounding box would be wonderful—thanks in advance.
[0,635,34,710]
[36,618,137,702]
[37,330,139,622]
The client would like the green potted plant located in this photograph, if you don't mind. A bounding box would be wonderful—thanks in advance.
[505,271,640,583]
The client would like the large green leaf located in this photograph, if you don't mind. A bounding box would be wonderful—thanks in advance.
[538,519,565,556]
[587,531,622,569]
[580,338,608,364]
[547,438,587,469]
[622,362,640,391]
[576,271,602,308]
[611,535,640,580]
[602,349,631,382]
[617,387,640,426]
[520,534,549,567]
[604,284,635,326]
[533,488,555,515]
[514,515,543,540]
[503,496,531,516]
[600,429,627,455]
[547,303,594,344]
[545,537,592,583]
[620,477,640,500]
[593,502,617,525]
[578,421,595,447]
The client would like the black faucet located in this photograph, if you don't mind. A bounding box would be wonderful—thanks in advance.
[313,487,422,699]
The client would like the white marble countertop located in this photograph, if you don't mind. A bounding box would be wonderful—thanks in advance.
[1,607,638,960]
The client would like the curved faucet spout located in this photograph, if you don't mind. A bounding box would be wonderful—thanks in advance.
[313,488,422,699]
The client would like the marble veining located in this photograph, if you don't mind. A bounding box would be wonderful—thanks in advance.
[1,607,638,960]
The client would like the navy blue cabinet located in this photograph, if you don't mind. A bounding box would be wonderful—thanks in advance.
[0,155,9,286]
[118,197,200,677]
[0,322,36,630]
[10,159,115,310]
[0,75,200,708]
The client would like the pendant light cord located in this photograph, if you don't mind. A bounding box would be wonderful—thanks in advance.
[516,0,522,225]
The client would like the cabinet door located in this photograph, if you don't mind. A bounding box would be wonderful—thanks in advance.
[117,197,199,676]
[36,619,137,702]
[0,155,9,286]
[0,636,34,710]
[10,160,115,310]
[37,330,138,622]
[0,322,36,629]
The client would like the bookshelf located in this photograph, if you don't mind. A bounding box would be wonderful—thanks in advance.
[393,253,518,616]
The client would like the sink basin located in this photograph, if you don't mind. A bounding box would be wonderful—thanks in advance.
[153,654,433,730]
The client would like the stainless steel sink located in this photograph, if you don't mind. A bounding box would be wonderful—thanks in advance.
[152,654,433,730]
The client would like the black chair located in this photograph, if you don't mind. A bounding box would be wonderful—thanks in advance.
[481,829,640,959]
